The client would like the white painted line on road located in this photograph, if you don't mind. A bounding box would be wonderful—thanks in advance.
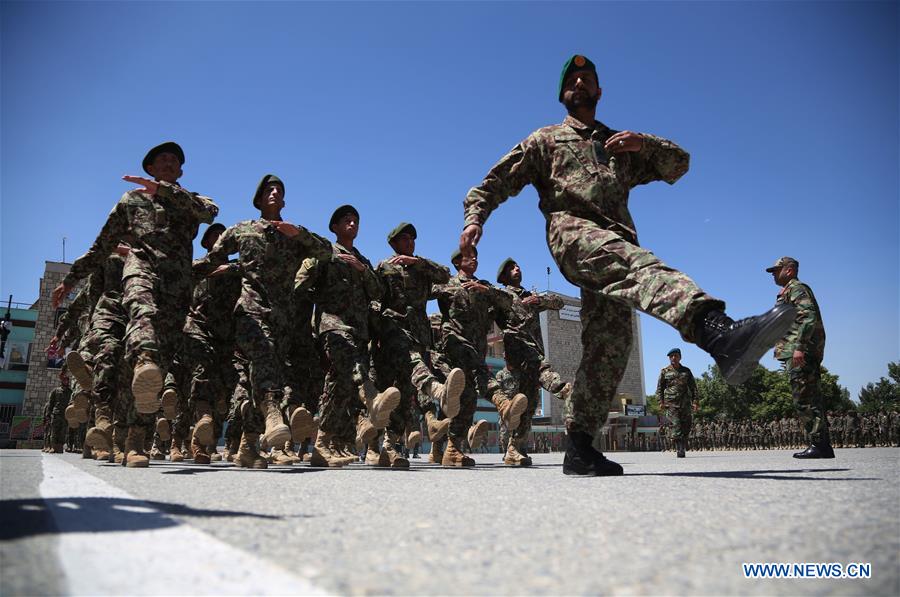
[40,454,329,596]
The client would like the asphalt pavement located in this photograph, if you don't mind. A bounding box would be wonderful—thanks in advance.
[2,447,897,596]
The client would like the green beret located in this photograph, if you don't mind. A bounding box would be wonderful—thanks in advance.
[200,223,226,250]
[329,204,360,232]
[142,141,185,175]
[496,257,516,284]
[252,174,285,209]
[387,222,417,244]
[558,54,597,102]
[667,348,681,356]
[451,246,476,266]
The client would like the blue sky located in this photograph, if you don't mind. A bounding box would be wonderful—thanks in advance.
[1,1,897,401]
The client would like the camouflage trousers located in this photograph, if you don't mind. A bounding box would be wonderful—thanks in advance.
[372,323,443,437]
[318,330,368,441]
[504,338,567,442]
[441,335,502,439]
[547,213,723,342]
[664,403,693,440]
[50,414,67,446]
[563,290,633,437]
[233,313,293,434]
[783,358,830,444]
[225,353,251,444]
[122,275,188,375]
[284,341,324,414]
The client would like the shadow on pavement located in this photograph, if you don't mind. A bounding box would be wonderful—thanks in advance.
[630,468,881,481]
[0,497,284,541]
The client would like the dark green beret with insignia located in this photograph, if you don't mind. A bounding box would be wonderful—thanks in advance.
[558,54,597,102]
[667,348,681,356]
[329,204,360,232]
[142,141,185,175]
[387,222,417,244]
[496,257,516,284]
[252,174,285,209]
[200,223,226,250]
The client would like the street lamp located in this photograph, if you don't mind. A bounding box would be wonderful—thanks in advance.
[0,295,12,359]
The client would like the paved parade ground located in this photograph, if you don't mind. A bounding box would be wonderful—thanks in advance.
[1,448,898,596]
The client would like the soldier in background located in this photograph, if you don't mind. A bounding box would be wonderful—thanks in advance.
[768,257,831,458]
[47,370,71,453]
[459,54,795,476]
[656,348,698,458]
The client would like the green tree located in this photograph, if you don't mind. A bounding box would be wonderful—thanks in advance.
[645,393,661,416]
[858,362,900,413]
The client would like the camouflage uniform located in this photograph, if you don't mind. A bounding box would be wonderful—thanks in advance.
[464,115,722,437]
[495,285,567,443]
[48,382,71,449]
[196,219,331,433]
[774,277,828,445]
[656,364,698,441]
[297,242,381,442]
[62,182,218,396]
[433,273,511,439]
[373,253,451,438]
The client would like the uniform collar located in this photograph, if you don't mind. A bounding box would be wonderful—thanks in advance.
[563,114,611,135]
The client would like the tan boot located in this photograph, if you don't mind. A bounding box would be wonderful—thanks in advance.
[159,388,178,419]
[503,439,532,467]
[494,393,527,433]
[425,410,450,442]
[289,406,318,443]
[356,415,376,448]
[467,420,489,451]
[407,430,423,450]
[149,437,166,461]
[112,426,126,464]
[441,436,475,468]
[557,382,572,401]
[428,440,443,463]
[366,385,401,429]
[65,404,83,428]
[336,440,358,465]
[365,437,383,466]
[124,426,150,468]
[268,442,294,466]
[132,353,163,414]
[234,432,268,469]
[382,432,409,468]
[208,445,222,462]
[260,394,291,448]
[65,351,94,391]
[85,409,113,451]
[193,401,215,445]
[310,430,346,467]
[156,418,171,443]
[94,449,110,462]
[191,435,211,465]
[281,440,302,463]
[427,368,464,419]
[169,435,185,462]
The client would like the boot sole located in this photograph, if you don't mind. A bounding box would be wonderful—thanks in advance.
[193,419,214,446]
[441,369,464,419]
[72,391,91,413]
[160,389,178,419]
[156,418,171,442]
[65,351,94,391]
[722,305,797,386]
[132,364,163,414]
[290,408,318,442]
[505,394,528,431]
[468,420,489,451]
[262,423,291,448]
[356,420,377,446]
[85,427,112,450]
[370,387,401,429]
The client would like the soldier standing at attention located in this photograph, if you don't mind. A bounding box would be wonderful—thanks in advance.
[768,257,832,458]
[459,55,796,476]
[47,370,72,454]
[656,348,699,458]
[51,142,218,439]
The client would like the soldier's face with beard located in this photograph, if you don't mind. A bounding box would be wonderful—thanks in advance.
[146,152,183,184]
[561,70,601,113]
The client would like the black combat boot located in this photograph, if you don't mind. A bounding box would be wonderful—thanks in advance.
[694,304,797,386]
[563,431,595,476]
[676,439,686,458]
[793,442,835,459]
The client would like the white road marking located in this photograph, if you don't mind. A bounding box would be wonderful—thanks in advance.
[39,454,329,596]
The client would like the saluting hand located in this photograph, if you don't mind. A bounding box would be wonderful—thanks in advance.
[522,295,541,306]
[604,131,643,154]
[273,222,300,238]
[208,264,233,278]
[122,175,159,195]
[388,255,419,266]
[51,282,70,309]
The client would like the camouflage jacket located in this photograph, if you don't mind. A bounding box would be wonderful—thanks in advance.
[495,286,563,355]
[55,281,96,348]
[433,273,511,356]
[195,219,332,329]
[297,243,382,342]
[463,115,689,246]
[186,258,242,343]
[774,278,825,361]
[63,182,218,301]
[47,384,71,417]
[656,364,698,407]
[375,254,450,349]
